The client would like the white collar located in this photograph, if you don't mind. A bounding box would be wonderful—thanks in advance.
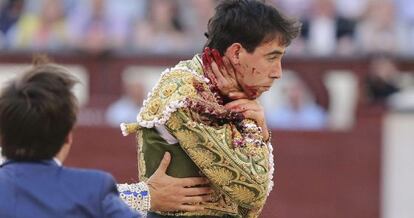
[53,158,62,166]
[0,147,4,165]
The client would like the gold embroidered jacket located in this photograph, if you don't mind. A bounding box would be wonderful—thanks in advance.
[122,55,274,218]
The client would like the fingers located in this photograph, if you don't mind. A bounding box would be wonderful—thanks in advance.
[182,195,211,204]
[178,205,205,212]
[202,50,213,74]
[182,187,213,196]
[203,47,213,67]
[222,56,236,79]
[212,49,236,81]
[225,99,254,110]
[240,110,257,120]
[180,177,209,187]
[205,47,225,83]
[228,91,249,100]
[211,59,225,82]
[202,50,218,86]
[211,48,225,69]
[154,152,171,175]
[205,47,231,81]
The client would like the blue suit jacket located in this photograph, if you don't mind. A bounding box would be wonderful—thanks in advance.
[0,160,141,218]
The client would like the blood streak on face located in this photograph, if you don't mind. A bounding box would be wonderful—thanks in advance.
[232,37,286,99]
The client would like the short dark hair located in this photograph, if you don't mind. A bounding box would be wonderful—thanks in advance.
[205,0,301,54]
[0,58,78,161]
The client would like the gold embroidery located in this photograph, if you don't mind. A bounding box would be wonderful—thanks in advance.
[161,82,178,97]
[165,114,181,131]
[204,166,234,186]
[146,99,161,117]
[168,108,270,211]
[225,184,256,205]
[190,148,216,168]
[137,55,270,218]
[138,69,200,124]
[178,84,195,96]
[174,130,198,149]
[136,129,147,181]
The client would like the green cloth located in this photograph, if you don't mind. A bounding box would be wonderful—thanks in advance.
[142,128,234,218]
[141,128,201,179]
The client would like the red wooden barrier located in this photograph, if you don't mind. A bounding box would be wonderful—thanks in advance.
[66,112,381,218]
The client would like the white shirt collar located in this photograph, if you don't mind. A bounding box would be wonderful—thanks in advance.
[53,158,62,166]
[0,147,4,165]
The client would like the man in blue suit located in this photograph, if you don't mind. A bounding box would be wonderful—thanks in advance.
[0,59,141,218]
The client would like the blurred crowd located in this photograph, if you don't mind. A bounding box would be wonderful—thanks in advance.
[0,0,215,55]
[1,0,414,130]
[1,0,414,56]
